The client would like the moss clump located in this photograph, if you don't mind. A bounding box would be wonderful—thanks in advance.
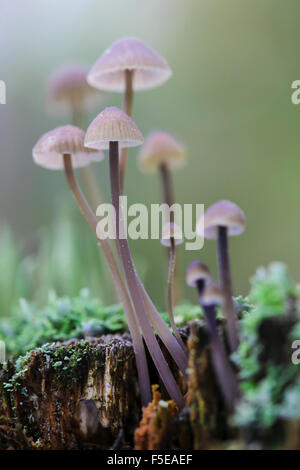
[233,263,300,443]
[0,291,202,359]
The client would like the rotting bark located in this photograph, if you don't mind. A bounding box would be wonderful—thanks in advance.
[0,335,140,450]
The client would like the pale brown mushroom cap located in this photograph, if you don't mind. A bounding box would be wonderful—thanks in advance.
[33,125,104,170]
[139,131,186,173]
[47,64,103,113]
[186,260,211,288]
[201,284,224,307]
[87,37,172,92]
[84,106,144,150]
[160,222,183,247]
[196,200,246,240]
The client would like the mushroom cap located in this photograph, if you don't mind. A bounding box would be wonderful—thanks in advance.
[84,106,144,150]
[196,200,246,240]
[201,284,224,307]
[186,260,211,288]
[139,131,186,173]
[87,37,172,92]
[47,64,103,113]
[33,125,104,170]
[160,222,183,247]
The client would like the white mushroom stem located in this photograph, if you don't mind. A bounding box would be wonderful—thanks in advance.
[119,69,134,192]
[109,141,185,408]
[63,154,151,406]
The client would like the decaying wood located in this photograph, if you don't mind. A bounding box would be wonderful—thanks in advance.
[0,334,140,450]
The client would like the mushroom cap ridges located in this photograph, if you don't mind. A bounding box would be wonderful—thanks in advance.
[161,222,184,247]
[139,131,186,173]
[84,107,144,150]
[186,260,211,287]
[197,200,246,240]
[33,125,104,170]
[87,37,172,92]
[201,284,224,307]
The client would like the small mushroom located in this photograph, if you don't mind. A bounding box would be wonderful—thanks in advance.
[87,38,172,191]
[199,283,240,411]
[186,260,212,297]
[161,222,187,355]
[32,124,152,406]
[85,107,184,408]
[47,64,104,126]
[196,200,246,353]
[139,131,186,211]
[47,64,105,211]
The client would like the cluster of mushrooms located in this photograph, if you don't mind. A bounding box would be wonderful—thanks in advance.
[32,38,246,412]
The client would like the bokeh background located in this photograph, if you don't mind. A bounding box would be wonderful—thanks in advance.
[1,0,300,315]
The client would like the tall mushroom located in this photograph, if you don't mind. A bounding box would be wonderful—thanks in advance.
[32,124,152,406]
[87,38,172,191]
[47,64,105,210]
[161,222,187,355]
[196,200,246,353]
[139,131,186,303]
[85,107,185,407]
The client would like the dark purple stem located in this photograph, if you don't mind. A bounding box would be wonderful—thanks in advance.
[217,226,239,352]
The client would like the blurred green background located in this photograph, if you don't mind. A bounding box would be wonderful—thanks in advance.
[1,0,300,315]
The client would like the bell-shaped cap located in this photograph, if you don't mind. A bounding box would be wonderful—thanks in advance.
[84,107,144,150]
[201,284,224,307]
[33,125,104,170]
[197,200,246,240]
[47,64,103,113]
[186,260,211,288]
[139,131,186,173]
[160,222,183,247]
[87,37,172,92]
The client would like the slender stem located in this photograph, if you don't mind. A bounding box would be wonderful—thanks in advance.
[217,226,239,353]
[63,154,151,406]
[201,302,240,412]
[109,142,185,408]
[120,69,134,193]
[160,163,182,306]
[168,237,188,355]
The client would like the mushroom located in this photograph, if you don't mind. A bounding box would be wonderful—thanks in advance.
[196,200,246,353]
[85,107,185,407]
[139,131,186,213]
[161,222,187,355]
[139,131,186,304]
[186,260,212,297]
[200,283,240,411]
[47,64,105,211]
[87,38,172,191]
[32,124,152,406]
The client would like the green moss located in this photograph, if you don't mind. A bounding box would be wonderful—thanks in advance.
[234,263,300,432]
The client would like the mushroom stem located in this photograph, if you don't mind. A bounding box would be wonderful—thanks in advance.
[70,101,104,212]
[160,162,174,213]
[196,293,239,412]
[202,304,240,412]
[217,226,239,353]
[168,237,188,355]
[160,163,181,304]
[109,141,185,408]
[120,69,134,192]
[62,153,151,406]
